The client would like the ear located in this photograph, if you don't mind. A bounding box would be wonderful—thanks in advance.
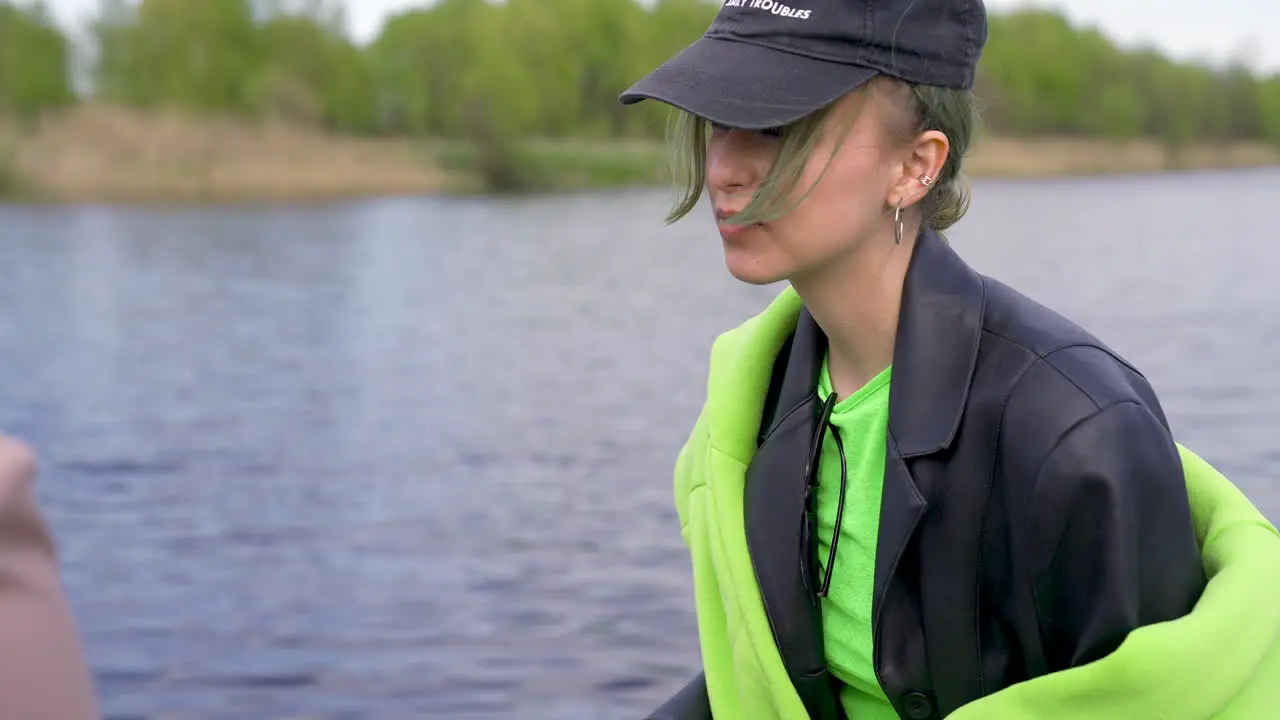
[891,130,949,209]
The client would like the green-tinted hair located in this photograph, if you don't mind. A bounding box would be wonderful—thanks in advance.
[664,78,979,232]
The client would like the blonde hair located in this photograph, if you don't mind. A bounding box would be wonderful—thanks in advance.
[664,77,979,232]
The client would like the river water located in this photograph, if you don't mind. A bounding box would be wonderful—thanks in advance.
[0,168,1277,718]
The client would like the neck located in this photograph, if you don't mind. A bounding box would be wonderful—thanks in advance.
[792,225,919,397]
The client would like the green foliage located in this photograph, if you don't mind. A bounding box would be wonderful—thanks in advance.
[977,11,1280,148]
[6,0,1280,191]
[0,1,75,120]
[91,0,375,130]
[96,0,262,112]
[254,12,377,131]
[0,140,18,199]
[78,1,1280,146]
[1262,78,1280,145]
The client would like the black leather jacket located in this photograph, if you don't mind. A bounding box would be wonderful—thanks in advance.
[647,228,1206,720]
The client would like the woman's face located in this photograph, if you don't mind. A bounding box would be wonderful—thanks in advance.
[705,82,940,286]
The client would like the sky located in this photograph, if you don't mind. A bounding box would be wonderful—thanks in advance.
[33,0,1280,73]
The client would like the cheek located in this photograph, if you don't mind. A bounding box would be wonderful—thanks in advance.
[776,152,887,253]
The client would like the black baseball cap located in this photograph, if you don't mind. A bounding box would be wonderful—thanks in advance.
[619,0,988,130]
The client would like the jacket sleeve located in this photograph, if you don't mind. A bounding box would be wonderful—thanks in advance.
[644,672,712,720]
[1027,400,1206,672]
[0,437,100,720]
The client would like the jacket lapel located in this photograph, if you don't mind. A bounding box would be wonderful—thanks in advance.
[873,228,986,619]
[744,309,844,720]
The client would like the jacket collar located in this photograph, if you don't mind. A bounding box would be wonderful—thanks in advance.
[766,227,986,458]
[888,227,986,457]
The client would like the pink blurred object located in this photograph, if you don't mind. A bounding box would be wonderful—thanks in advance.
[0,436,100,720]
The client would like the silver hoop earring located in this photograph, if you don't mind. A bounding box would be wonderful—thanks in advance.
[893,201,903,245]
[920,174,934,187]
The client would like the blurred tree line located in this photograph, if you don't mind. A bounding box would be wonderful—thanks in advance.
[3,0,1280,149]
[0,0,75,121]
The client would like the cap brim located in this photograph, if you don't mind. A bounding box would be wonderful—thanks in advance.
[619,36,877,130]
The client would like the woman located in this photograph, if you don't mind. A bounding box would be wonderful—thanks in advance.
[619,1,1280,718]
[0,435,100,719]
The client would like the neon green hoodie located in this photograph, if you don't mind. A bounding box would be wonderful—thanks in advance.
[675,286,1280,719]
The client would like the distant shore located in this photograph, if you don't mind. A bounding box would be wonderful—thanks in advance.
[3,105,1279,204]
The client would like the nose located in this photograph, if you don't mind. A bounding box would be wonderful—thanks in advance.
[705,128,765,196]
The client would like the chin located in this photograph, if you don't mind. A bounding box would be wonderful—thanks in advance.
[723,249,789,286]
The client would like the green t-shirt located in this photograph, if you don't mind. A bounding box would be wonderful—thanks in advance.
[815,355,898,720]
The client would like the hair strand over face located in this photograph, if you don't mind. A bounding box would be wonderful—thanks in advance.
[665,77,980,234]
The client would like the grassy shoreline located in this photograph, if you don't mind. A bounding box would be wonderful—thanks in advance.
[4,106,1279,204]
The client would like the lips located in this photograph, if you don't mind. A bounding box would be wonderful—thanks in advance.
[716,207,764,226]
[715,207,765,243]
